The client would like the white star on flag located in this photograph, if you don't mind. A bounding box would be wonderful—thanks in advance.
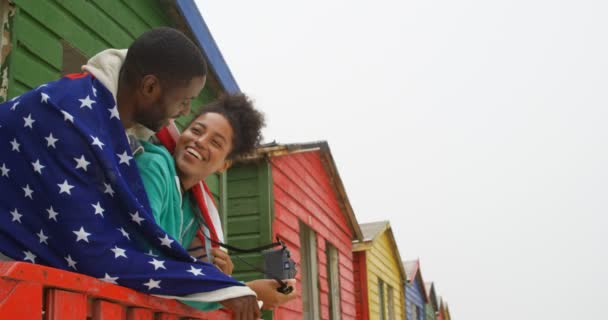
[92,202,105,217]
[37,229,49,244]
[73,226,91,243]
[143,279,161,290]
[23,184,33,199]
[1,163,9,177]
[108,105,120,120]
[23,113,35,129]
[149,258,166,270]
[117,151,133,166]
[79,95,96,109]
[10,101,19,111]
[159,234,174,248]
[45,133,58,148]
[187,266,204,276]
[41,92,50,103]
[65,255,77,270]
[74,155,91,171]
[32,159,45,174]
[100,273,119,285]
[91,136,105,150]
[47,206,59,221]
[117,227,130,240]
[92,87,97,97]
[10,208,22,223]
[110,246,127,259]
[130,211,144,225]
[10,138,20,152]
[58,180,75,195]
[103,183,115,197]
[61,110,74,123]
[23,251,36,264]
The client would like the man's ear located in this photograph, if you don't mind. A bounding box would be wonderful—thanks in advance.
[217,159,233,174]
[139,75,162,102]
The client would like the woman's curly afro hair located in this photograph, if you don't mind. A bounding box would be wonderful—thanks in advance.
[188,93,265,160]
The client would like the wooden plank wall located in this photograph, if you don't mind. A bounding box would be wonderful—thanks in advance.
[271,151,356,320]
[406,274,426,320]
[226,163,266,281]
[366,231,405,320]
[353,251,369,320]
[225,161,274,320]
[7,0,218,117]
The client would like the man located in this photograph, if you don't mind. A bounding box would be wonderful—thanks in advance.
[0,28,259,319]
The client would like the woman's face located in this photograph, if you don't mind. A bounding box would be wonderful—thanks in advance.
[174,112,233,188]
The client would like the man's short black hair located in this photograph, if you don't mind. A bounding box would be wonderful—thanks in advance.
[190,93,265,160]
[121,27,207,89]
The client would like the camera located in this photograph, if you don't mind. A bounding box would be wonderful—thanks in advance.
[262,245,297,280]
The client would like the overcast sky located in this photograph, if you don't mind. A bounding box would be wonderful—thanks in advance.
[197,1,607,319]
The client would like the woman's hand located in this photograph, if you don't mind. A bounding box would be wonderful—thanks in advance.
[211,247,234,275]
[246,279,297,310]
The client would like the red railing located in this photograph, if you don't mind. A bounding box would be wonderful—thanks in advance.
[0,262,232,320]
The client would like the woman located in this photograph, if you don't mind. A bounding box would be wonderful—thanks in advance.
[135,93,296,311]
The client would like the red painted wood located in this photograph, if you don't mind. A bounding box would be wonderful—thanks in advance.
[354,251,369,320]
[127,308,154,320]
[156,314,179,320]
[293,153,353,233]
[272,160,353,242]
[46,289,87,320]
[0,279,43,319]
[93,300,126,320]
[0,262,233,320]
[271,152,358,320]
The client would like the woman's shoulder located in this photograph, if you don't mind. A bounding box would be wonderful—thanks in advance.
[135,140,174,171]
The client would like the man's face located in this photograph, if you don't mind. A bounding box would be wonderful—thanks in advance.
[174,112,234,188]
[138,76,206,132]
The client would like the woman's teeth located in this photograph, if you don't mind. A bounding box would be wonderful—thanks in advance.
[186,147,202,160]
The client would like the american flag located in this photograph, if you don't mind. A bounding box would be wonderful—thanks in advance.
[0,73,249,302]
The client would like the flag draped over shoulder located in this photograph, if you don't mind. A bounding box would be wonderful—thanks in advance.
[155,123,224,249]
[0,74,251,302]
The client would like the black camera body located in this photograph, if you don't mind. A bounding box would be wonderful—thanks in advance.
[262,246,297,280]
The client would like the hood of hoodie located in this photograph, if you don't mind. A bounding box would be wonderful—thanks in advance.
[81,49,155,140]
[81,49,127,102]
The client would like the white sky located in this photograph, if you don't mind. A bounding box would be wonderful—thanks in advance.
[197,1,608,319]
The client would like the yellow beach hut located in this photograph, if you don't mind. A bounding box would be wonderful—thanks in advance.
[353,221,406,320]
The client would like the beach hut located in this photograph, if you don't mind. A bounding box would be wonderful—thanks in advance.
[442,301,451,320]
[437,298,445,320]
[438,298,452,320]
[404,259,429,320]
[225,141,363,319]
[352,221,406,320]
[424,282,439,320]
